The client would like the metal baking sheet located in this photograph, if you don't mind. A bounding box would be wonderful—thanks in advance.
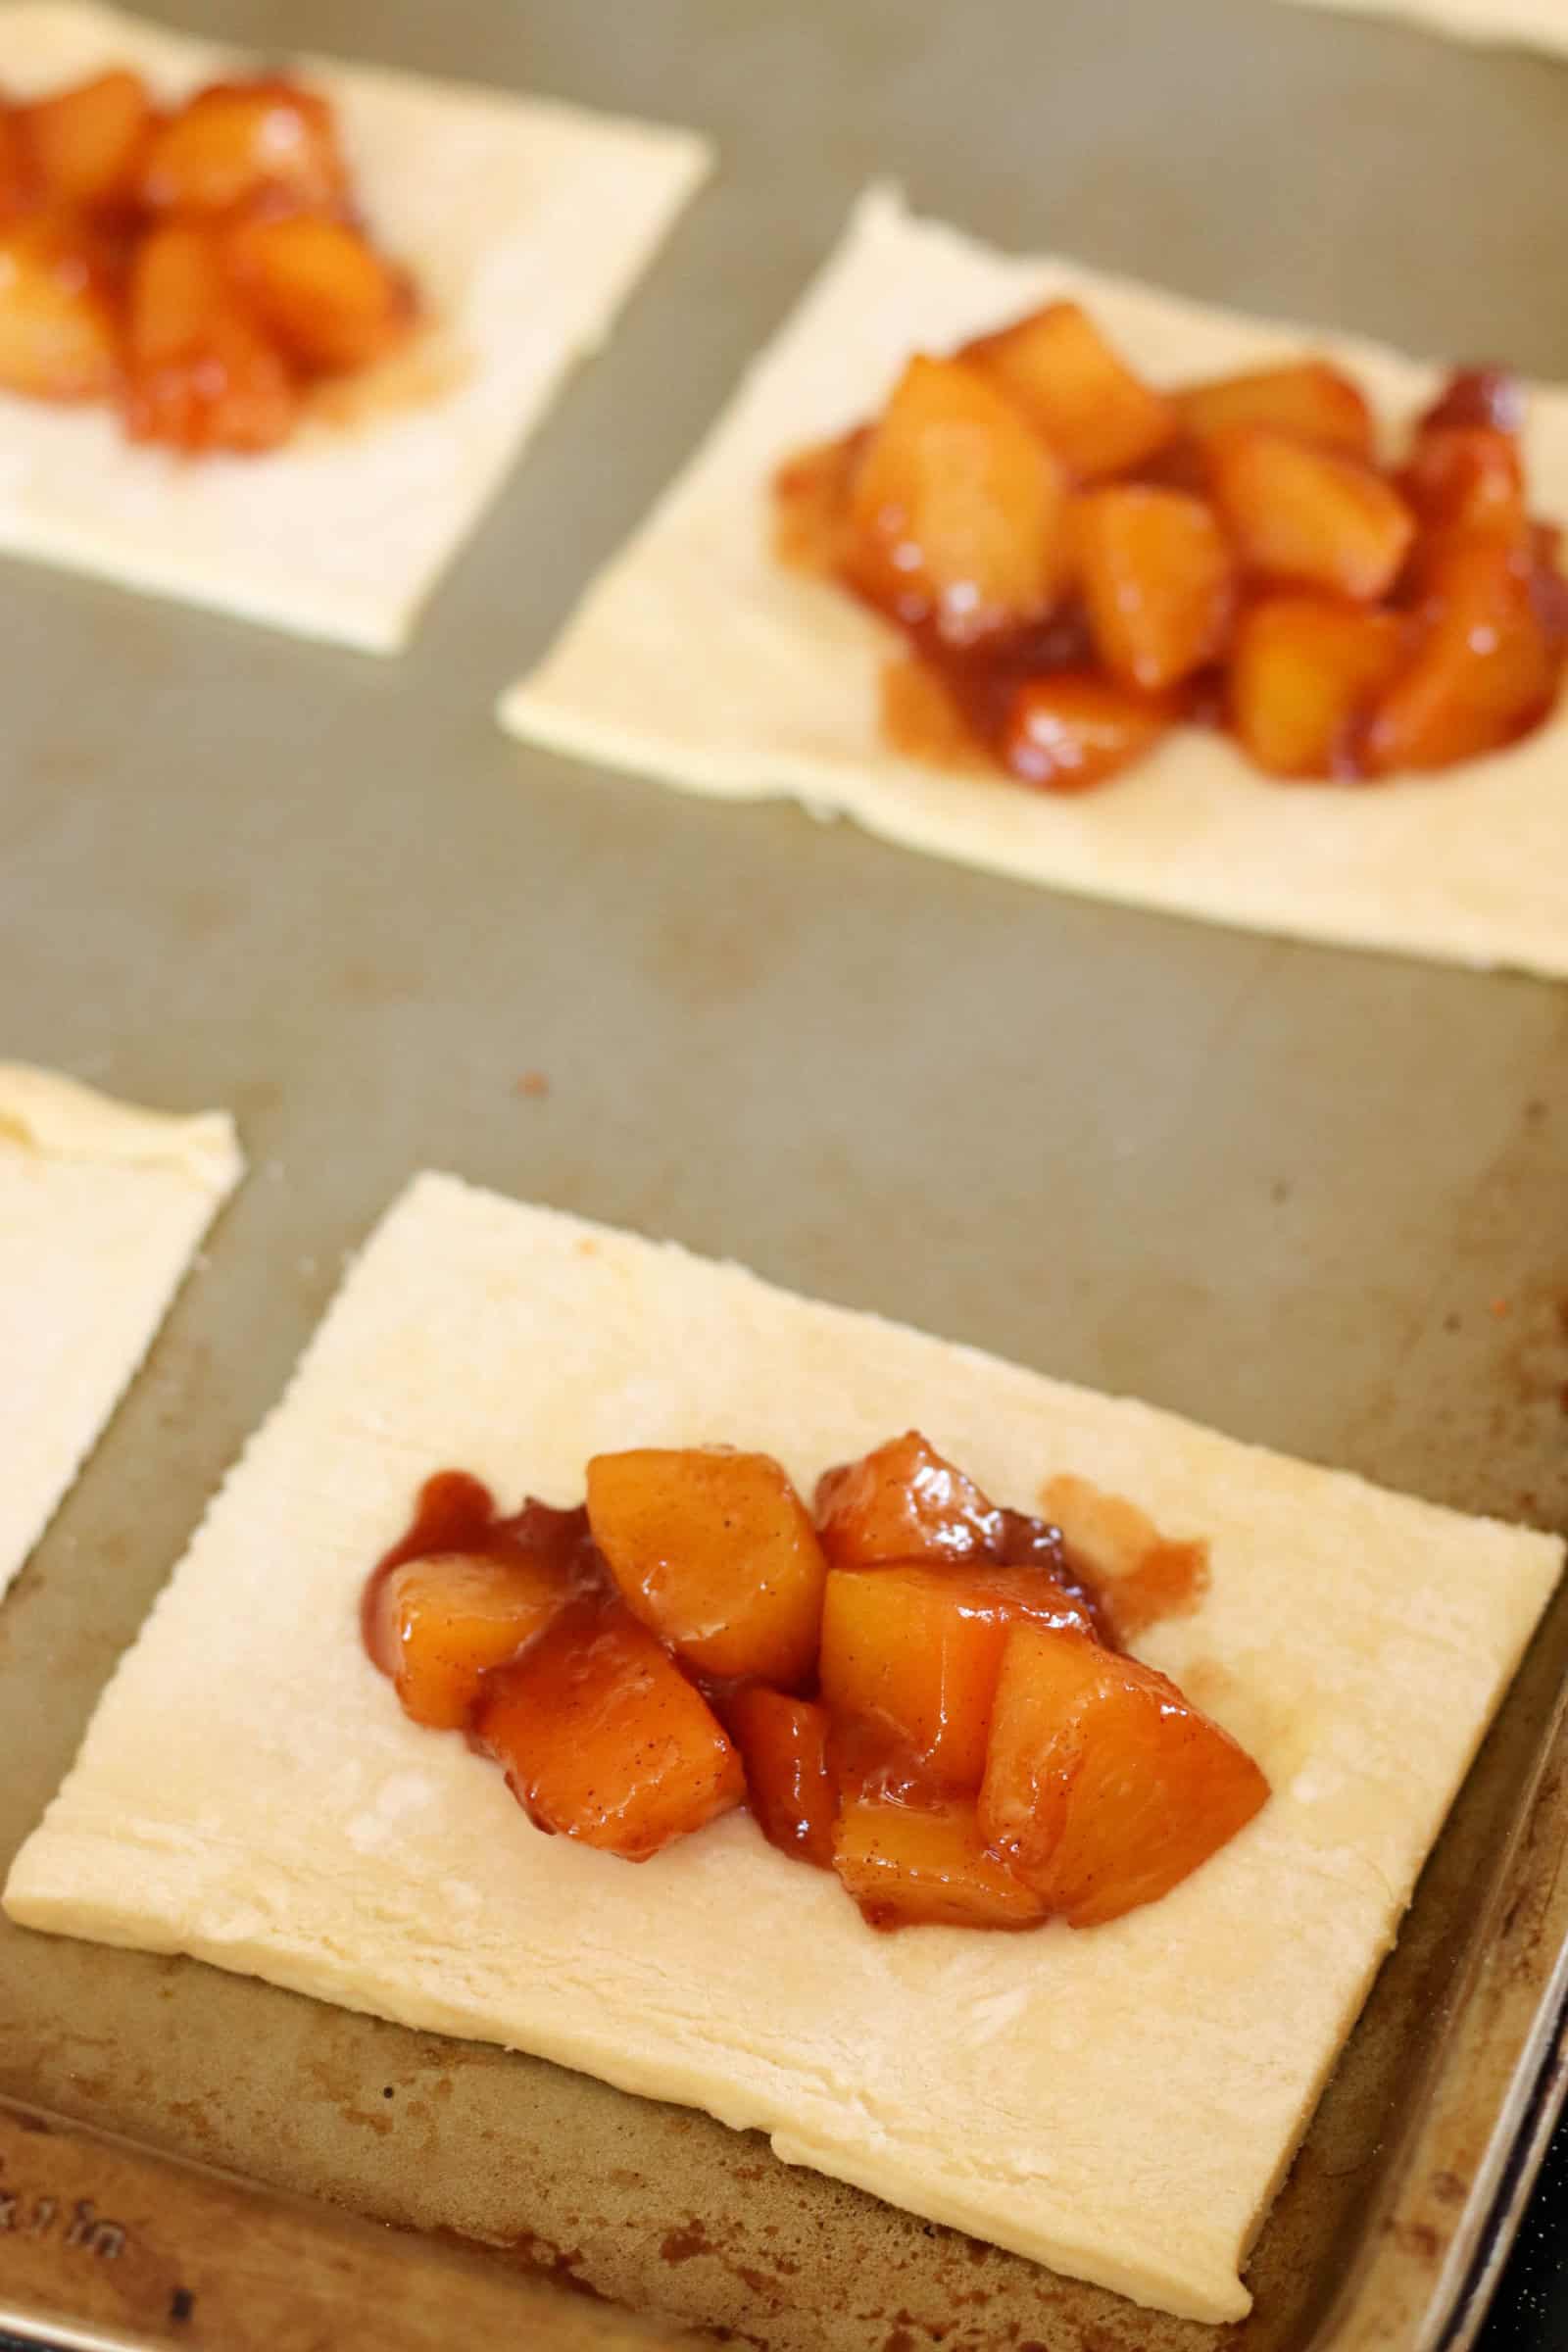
[4,0,1568,2346]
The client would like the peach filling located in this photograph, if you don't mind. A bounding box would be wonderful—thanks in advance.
[773,310,1566,786]
[363,1436,1267,1933]
[0,67,416,451]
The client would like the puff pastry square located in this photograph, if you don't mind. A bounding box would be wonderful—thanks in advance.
[6,1171,1560,2321]
[0,1062,240,1605]
[1281,0,1568,57]
[0,3,710,650]
[503,185,1568,979]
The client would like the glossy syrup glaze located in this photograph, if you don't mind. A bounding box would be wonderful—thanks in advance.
[359,1437,1265,1933]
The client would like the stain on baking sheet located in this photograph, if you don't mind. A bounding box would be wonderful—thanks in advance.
[434,2222,607,2301]
[1340,1064,1568,1535]
[0,1939,1368,2352]
[1430,1265,1568,1532]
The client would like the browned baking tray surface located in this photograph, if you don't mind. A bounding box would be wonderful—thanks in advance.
[5,0,1568,2346]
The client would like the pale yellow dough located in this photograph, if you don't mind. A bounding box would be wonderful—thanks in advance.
[6,1173,1560,2322]
[0,4,710,651]
[0,1061,241,1605]
[1282,0,1568,55]
[502,185,1568,978]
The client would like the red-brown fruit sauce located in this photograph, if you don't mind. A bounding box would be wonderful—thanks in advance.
[362,1434,1267,1932]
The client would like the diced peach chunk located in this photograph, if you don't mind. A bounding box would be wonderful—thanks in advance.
[878,653,987,770]
[1401,426,1525,545]
[0,214,118,401]
[1363,540,1558,775]
[979,1623,1269,1927]
[1000,673,1169,792]
[477,1600,745,1862]
[122,220,299,453]
[586,1446,826,1686]
[1209,428,1414,601]
[371,1550,567,1731]
[1128,434,1210,496]
[815,1431,1003,1567]
[139,78,347,216]
[819,1561,1098,1789]
[1228,594,1406,779]
[224,211,413,374]
[1420,367,1523,439]
[728,1685,836,1868]
[21,69,153,209]
[844,354,1070,645]
[1074,485,1234,691]
[1177,362,1372,460]
[0,109,30,220]
[834,1795,1047,1930]
[962,301,1175,481]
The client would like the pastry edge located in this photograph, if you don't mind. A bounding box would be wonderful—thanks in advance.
[0,1062,242,1190]
[2,1832,1251,2323]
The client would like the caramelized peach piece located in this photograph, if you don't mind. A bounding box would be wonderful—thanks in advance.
[122,220,299,453]
[1229,594,1405,778]
[1129,433,1210,497]
[586,1447,826,1686]
[962,301,1175,481]
[1000,673,1169,792]
[1209,428,1414,601]
[225,211,412,373]
[979,1623,1269,1927]
[844,355,1069,645]
[1401,426,1525,542]
[0,110,30,220]
[477,1600,745,1861]
[1075,485,1233,691]
[728,1685,835,1867]
[878,653,986,770]
[1363,540,1558,774]
[139,78,347,216]
[819,1561,1098,1789]
[1177,362,1372,460]
[373,1550,566,1731]
[1420,366,1523,439]
[815,1431,1003,1566]
[834,1795,1046,1930]
[22,69,153,209]
[0,214,118,400]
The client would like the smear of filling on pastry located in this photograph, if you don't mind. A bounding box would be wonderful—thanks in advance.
[0,68,416,452]
[364,1430,1266,1932]
[772,309,1567,787]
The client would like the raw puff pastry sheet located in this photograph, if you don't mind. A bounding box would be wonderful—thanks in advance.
[0,1062,241,1605]
[7,1172,1561,2322]
[1281,0,1568,58]
[0,3,710,651]
[503,185,1568,979]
